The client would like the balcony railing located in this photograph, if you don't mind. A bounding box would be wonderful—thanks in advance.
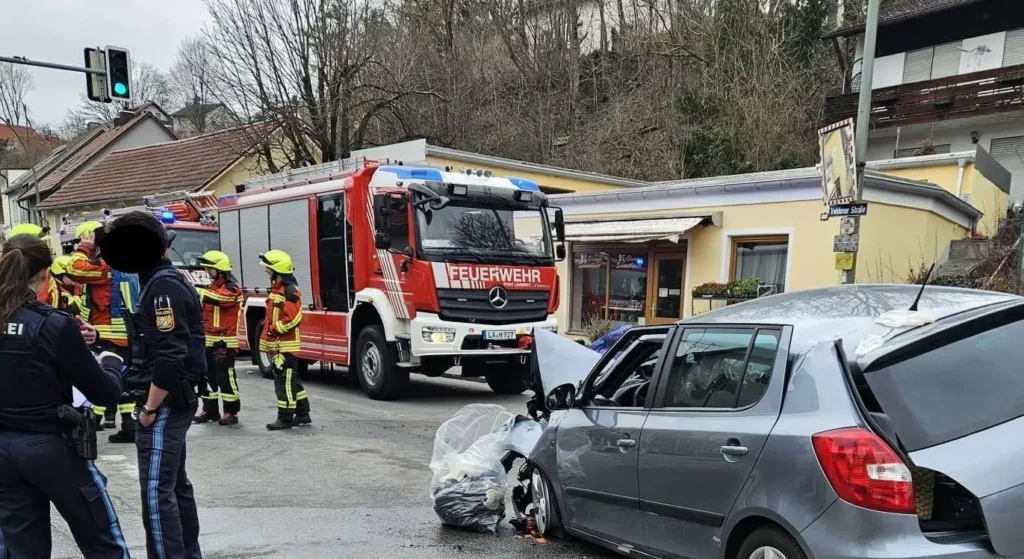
[824,63,1024,128]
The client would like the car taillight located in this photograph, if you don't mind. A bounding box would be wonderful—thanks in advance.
[812,427,915,515]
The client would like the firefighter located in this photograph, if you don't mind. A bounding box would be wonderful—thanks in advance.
[67,221,141,441]
[259,250,312,430]
[8,223,59,307]
[194,250,244,425]
[50,255,84,315]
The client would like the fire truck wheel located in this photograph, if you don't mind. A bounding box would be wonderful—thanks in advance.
[484,364,530,395]
[255,320,274,380]
[356,326,409,400]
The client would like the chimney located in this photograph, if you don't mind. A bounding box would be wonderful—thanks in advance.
[86,121,102,131]
[114,111,134,126]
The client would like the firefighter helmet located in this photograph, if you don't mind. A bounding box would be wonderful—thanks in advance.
[199,250,233,272]
[75,221,104,239]
[50,255,73,276]
[259,250,295,275]
[10,223,49,238]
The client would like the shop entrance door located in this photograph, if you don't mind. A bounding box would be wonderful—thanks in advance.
[646,253,686,325]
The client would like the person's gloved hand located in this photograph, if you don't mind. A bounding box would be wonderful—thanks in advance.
[97,351,124,374]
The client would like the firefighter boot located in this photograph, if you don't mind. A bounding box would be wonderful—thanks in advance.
[266,416,293,431]
[219,413,239,426]
[193,411,217,424]
[107,412,136,443]
[293,414,311,426]
[103,409,116,430]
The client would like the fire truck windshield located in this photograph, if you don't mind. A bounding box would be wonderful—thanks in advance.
[415,200,553,265]
[168,229,220,268]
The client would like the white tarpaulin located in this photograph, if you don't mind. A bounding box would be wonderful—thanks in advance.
[564,217,704,243]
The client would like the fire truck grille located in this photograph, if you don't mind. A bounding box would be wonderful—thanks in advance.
[436,289,550,325]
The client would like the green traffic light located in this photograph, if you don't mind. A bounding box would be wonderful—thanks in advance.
[114,82,127,96]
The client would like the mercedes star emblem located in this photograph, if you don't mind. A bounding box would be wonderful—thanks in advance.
[488,286,509,309]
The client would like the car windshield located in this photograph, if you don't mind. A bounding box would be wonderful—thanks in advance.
[168,229,219,268]
[415,200,552,263]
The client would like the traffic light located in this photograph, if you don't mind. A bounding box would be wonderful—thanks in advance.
[84,48,108,103]
[104,46,131,102]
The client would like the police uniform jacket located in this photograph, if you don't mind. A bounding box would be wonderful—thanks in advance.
[131,259,206,393]
[0,300,123,433]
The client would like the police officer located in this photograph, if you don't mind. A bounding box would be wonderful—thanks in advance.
[0,233,131,558]
[100,211,204,559]
[8,223,58,306]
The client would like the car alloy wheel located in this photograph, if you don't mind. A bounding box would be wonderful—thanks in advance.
[748,547,787,559]
[531,468,551,536]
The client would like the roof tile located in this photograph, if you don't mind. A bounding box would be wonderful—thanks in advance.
[39,125,256,209]
[828,0,985,38]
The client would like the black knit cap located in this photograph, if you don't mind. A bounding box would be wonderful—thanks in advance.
[99,211,169,273]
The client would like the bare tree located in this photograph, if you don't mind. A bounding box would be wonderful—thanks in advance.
[0,62,33,128]
[169,36,223,135]
[60,61,173,136]
[202,0,441,170]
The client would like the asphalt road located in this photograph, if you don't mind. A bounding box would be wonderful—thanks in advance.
[48,362,617,559]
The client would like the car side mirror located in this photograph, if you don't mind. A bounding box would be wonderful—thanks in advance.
[546,383,577,411]
[375,232,391,250]
[553,208,565,241]
[555,244,566,261]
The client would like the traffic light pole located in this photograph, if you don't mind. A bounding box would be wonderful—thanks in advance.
[0,55,104,75]
[844,0,881,285]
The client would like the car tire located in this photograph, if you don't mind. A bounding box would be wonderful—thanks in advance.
[530,466,561,537]
[735,526,807,559]
[356,326,408,400]
[484,364,530,395]
[255,320,274,380]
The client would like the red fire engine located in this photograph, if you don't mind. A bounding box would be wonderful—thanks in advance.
[59,191,220,286]
[218,158,566,400]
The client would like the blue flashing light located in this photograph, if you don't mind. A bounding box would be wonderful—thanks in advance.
[507,177,540,192]
[379,165,444,182]
[160,210,176,224]
[635,257,645,267]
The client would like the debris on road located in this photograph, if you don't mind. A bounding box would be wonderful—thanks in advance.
[429,404,515,533]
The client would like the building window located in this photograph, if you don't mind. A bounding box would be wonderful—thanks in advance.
[894,144,951,158]
[731,236,788,295]
[571,250,648,329]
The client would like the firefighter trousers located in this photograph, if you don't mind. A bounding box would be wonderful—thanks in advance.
[199,348,240,416]
[93,344,134,430]
[272,353,309,420]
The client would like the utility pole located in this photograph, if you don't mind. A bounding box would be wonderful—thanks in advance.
[843,0,881,285]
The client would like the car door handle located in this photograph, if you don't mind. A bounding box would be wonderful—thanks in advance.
[617,438,637,449]
[720,445,748,457]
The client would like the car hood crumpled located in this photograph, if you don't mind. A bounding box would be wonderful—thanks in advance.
[531,329,600,399]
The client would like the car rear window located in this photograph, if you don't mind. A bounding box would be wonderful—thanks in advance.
[865,319,1024,452]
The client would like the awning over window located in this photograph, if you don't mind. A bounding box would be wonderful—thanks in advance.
[564,216,705,244]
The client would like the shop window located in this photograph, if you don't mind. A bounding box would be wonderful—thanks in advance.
[571,250,648,329]
[731,236,788,295]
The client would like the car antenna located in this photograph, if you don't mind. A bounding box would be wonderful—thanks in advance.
[908,263,936,312]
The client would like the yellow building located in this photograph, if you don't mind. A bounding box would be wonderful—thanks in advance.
[530,147,1011,335]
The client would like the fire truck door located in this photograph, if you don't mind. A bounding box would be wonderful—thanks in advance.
[373,194,415,319]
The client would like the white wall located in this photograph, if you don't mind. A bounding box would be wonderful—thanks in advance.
[960,32,1006,74]
[868,116,1024,161]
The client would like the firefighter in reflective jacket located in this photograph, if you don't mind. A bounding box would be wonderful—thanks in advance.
[67,221,141,440]
[50,255,84,315]
[259,250,312,430]
[9,223,60,307]
[194,250,244,425]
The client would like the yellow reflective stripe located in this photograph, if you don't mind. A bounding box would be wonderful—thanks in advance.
[206,337,239,348]
[259,339,301,352]
[203,290,240,303]
[213,306,221,328]
[201,394,220,400]
[221,393,240,402]
[228,368,239,399]
[296,390,308,400]
[275,310,302,334]
[285,367,295,406]
[92,405,106,415]
[119,282,135,313]
[118,403,135,414]
[277,400,288,408]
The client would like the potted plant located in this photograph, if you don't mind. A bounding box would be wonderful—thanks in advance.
[692,282,728,298]
[726,277,762,298]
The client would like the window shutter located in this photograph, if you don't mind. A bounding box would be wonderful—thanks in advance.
[903,48,934,83]
[931,42,962,79]
[1003,28,1024,67]
[991,136,1024,203]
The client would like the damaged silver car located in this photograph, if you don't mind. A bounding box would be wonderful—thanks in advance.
[505,284,1024,559]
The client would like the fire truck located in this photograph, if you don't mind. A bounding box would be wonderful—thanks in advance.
[58,191,220,286]
[218,158,566,400]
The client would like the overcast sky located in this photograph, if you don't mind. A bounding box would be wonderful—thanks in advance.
[0,0,210,126]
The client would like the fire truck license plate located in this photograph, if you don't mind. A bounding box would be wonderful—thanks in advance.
[483,330,516,341]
